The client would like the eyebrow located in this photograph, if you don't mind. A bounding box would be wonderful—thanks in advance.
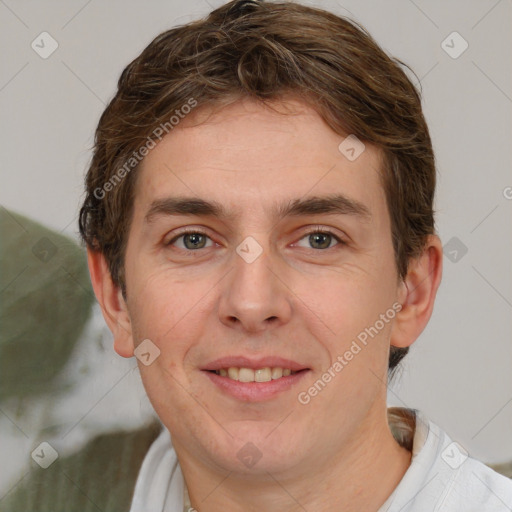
[144,193,372,224]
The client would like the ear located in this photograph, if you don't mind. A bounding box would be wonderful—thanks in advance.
[87,248,135,358]
[391,234,443,348]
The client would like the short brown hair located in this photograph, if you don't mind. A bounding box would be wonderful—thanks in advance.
[79,0,436,377]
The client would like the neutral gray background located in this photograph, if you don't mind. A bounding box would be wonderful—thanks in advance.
[0,0,511,492]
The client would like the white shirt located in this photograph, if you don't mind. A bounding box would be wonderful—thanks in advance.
[379,409,512,511]
[130,408,512,512]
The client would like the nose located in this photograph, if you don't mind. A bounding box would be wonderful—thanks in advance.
[218,238,292,334]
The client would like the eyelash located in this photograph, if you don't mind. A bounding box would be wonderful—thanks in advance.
[166,227,346,251]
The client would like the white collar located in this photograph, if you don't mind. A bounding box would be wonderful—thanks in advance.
[129,424,185,512]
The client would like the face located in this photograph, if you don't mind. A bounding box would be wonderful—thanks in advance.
[120,98,406,477]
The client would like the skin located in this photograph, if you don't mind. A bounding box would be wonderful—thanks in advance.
[88,97,443,511]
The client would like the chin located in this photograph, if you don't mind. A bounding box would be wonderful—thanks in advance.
[209,427,304,475]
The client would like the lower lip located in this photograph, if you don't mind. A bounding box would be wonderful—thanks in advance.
[202,370,310,402]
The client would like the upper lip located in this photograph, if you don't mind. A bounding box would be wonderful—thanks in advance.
[201,356,309,372]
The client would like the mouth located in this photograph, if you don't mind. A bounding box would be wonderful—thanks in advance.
[201,356,310,401]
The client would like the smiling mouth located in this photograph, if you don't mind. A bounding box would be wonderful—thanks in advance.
[207,367,305,382]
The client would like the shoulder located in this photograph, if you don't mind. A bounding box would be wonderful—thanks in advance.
[426,414,512,510]
[440,455,512,510]
[385,409,512,511]
[413,412,512,511]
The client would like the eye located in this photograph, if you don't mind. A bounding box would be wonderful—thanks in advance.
[166,229,214,250]
[295,228,345,250]
[165,227,345,252]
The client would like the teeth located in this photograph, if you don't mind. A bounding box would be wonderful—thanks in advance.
[255,368,272,382]
[215,367,297,382]
[239,368,254,382]
[227,367,239,381]
[271,367,283,379]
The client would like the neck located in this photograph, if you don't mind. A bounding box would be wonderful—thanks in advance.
[176,406,413,512]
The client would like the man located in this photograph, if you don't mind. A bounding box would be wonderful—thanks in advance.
[77,0,512,510]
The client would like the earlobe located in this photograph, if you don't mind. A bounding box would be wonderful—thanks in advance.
[87,248,135,358]
[390,235,443,349]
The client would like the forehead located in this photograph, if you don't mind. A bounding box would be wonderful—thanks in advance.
[134,98,387,225]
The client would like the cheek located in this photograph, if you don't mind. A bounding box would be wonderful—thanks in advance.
[126,269,204,356]
[293,266,394,339]
[301,321,391,420]
[127,275,210,423]
[130,257,195,316]
[292,265,397,395]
